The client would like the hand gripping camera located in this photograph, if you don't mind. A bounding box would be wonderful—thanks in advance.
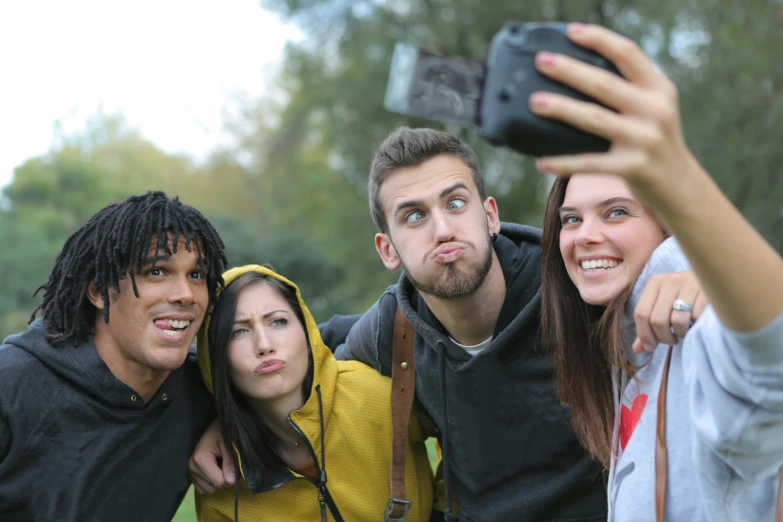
[383,22,621,157]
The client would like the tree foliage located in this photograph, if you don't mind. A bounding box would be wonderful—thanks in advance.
[2,0,781,336]
[250,0,782,254]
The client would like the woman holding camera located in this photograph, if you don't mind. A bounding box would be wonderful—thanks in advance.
[536,24,783,520]
[194,265,440,521]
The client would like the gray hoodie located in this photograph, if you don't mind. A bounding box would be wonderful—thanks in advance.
[607,237,783,521]
[0,319,215,522]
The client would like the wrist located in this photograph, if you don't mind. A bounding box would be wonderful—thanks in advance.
[631,152,714,225]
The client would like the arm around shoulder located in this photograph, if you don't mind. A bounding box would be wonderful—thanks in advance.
[334,290,397,375]
[318,313,362,352]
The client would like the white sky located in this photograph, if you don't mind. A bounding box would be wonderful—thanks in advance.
[0,0,302,188]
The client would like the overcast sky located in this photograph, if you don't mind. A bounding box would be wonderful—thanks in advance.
[0,0,301,188]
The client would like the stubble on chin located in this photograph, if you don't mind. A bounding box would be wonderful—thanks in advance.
[401,236,493,300]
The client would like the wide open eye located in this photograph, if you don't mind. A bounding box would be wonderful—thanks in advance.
[447,199,466,211]
[404,210,425,224]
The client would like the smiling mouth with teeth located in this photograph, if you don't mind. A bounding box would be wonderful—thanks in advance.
[581,259,620,270]
[156,319,191,336]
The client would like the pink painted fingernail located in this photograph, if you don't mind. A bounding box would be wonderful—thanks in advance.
[530,93,549,109]
[569,22,586,34]
[536,159,552,172]
[536,51,556,68]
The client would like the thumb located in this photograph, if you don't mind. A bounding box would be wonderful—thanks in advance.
[220,440,236,484]
[632,337,645,354]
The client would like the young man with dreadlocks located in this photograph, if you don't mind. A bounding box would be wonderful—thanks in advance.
[0,191,228,522]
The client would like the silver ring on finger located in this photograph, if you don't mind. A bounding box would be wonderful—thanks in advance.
[672,299,694,312]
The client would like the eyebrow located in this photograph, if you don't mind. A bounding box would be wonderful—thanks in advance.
[559,196,637,213]
[440,182,469,198]
[393,182,471,218]
[233,309,290,324]
[139,254,208,276]
[141,254,172,266]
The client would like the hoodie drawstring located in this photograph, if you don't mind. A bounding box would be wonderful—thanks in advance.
[317,385,326,479]
[233,471,240,522]
[439,346,457,521]
[316,384,330,522]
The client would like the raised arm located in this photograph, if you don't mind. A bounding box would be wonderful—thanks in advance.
[532,23,783,479]
[530,22,783,332]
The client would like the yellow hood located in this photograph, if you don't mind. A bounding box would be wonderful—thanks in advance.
[194,266,439,522]
[196,264,330,397]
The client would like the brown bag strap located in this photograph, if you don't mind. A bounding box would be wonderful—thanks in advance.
[385,307,416,522]
[654,347,674,522]
[655,347,783,522]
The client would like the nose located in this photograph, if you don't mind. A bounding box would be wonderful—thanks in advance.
[431,209,456,244]
[574,216,606,247]
[167,274,196,306]
[254,329,276,357]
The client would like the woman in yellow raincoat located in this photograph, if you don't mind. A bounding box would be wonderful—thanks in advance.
[195,265,442,521]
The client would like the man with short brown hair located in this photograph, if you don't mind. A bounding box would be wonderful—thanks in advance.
[336,126,607,521]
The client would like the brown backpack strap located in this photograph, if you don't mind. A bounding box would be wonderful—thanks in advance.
[655,346,674,522]
[655,348,783,521]
[385,307,416,522]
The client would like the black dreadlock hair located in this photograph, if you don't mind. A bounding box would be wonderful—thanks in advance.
[30,191,228,346]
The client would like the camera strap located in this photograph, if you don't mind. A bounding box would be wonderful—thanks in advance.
[385,307,416,522]
[654,347,673,522]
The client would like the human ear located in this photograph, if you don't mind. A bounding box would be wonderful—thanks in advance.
[375,233,401,270]
[484,197,501,236]
[86,282,106,310]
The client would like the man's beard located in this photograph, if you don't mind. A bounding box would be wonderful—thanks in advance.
[399,234,494,300]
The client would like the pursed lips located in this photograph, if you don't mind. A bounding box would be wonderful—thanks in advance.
[431,242,466,262]
[255,359,286,375]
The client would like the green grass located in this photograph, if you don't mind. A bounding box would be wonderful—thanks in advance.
[172,486,196,522]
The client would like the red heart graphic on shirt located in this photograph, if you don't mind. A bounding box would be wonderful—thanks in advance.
[619,394,648,451]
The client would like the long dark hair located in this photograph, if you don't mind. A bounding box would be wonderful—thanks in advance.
[208,271,315,473]
[541,176,638,468]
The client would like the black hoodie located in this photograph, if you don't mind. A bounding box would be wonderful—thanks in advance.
[333,223,607,522]
[0,319,214,522]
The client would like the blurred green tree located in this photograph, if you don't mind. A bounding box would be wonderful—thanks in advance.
[233,0,783,303]
[0,111,351,335]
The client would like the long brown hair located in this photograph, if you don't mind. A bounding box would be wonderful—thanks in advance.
[541,176,639,468]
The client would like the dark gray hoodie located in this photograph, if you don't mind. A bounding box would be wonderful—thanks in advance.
[334,223,607,522]
[0,319,214,522]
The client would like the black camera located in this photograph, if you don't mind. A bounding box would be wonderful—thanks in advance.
[383,22,621,157]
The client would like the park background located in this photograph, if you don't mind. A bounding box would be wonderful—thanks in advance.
[0,0,780,520]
